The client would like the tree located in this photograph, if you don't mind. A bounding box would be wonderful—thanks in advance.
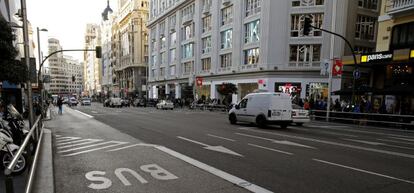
[0,17,28,84]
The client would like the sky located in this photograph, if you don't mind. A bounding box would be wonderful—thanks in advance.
[27,0,118,62]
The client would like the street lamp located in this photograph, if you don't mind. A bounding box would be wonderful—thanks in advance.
[37,27,48,117]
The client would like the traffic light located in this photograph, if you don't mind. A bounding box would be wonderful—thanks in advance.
[72,75,75,82]
[95,46,102,58]
[303,17,312,36]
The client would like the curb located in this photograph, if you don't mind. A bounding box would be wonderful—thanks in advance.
[32,129,55,193]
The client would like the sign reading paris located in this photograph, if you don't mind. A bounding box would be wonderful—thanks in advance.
[361,52,393,63]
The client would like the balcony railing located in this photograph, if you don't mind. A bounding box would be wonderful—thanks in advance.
[386,0,414,14]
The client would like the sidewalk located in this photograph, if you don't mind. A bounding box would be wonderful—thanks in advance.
[41,106,262,193]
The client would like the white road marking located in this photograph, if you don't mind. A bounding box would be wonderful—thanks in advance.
[236,128,414,159]
[155,146,273,193]
[57,139,101,146]
[56,137,82,143]
[299,126,414,139]
[57,139,104,149]
[58,141,124,153]
[74,109,94,118]
[207,134,236,142]
[312,158,414,185]
[235,133,316,149]
[62,143,128,156]
[389,137,414,142]
[178,136,243,157]
[291,127,359,137]
[376,138,414,146]
[343,139,386,146]
[248,144,293,155]
[107,144,140,152]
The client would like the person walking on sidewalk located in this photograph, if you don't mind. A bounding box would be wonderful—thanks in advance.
[57,97,63,115]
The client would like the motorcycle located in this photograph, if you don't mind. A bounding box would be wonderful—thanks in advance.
[0,119,27,175]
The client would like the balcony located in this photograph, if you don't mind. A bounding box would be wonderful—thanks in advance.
[386,0,414,15]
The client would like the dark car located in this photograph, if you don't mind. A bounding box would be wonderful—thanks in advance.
[133,99,146,107]
[103,99,110,107]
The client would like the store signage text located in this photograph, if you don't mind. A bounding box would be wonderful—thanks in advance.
[361,53,393,63]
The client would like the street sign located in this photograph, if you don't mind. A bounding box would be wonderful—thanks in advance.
[353,69,361,80]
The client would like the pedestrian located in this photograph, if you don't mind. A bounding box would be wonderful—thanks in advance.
[57,97,63,115]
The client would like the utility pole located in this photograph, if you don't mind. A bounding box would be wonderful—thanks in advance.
[21,0,34,128]
[326,0,337,121]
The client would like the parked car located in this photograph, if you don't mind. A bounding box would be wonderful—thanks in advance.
[69,97,78,106]
[228,92,293,128]
[62,97,69,104]
[121,98,130,107]
[81,98,91,106]
[109,97,122,108]
[147,99,158,107]
[156,100,174,110]
[103,99,110,107]
[133,99,146,107]
[291,104,310,126]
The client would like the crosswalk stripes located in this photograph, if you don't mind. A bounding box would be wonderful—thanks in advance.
[53,135,138,157]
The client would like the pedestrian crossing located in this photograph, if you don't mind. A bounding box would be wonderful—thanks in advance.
[54,135,138,157]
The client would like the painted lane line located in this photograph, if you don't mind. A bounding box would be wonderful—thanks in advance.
[74,109,94,118]
[290,126,359,138]
[58,141,125,153]
[248,144,293,155]
[236,133,316,149]
[57,139,104,149]
[384,144,414,151]
[155,146,273,193]
[62,143,128,157]
[106,144,141,152]
[207,134,236,142]
[56,138,101,146]
[376,138,414,146]
[312,158,414,185]
[56,137,82,143]
[389,137,414,142]
[236,129,414,159]
[343,139,385,146]
[178,136,243,157]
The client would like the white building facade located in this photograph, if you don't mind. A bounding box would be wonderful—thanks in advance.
[147,0,380,103]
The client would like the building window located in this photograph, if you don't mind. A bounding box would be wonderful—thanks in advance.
[160,67,165,76]
[289,44,321,66]
[160,52,167,65]
[221,6,233,26]
[183,24,194,40]
[220,53,232,68]
[358,0,378,10]
[170,48,176,62]
[355,15,376,41]
[169,15,176,28]
[182,61,193,74]
[245,0,261,17]
[182,43,194,59]
[291,13,323,37]
[151,69,156,77]
[170,32,176,45]
[202,15,212,33]
[202,36,212,54]
[390,22,414,50]
[245,20,260,43]
[169,65,176,76]
[354,46,374,54]
[159,21,166,36]
[160,36,166,49]
[221,29,233,49]
[201,58,211,71]
[244,48,260,64]
[292,0,324,7]
[151,55,157,66]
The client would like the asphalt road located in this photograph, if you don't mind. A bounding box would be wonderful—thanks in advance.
[68,103,414,193]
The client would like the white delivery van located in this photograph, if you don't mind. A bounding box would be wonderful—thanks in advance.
[228,92,293,128]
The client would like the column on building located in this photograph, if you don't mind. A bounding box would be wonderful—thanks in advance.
[175,83,181,99]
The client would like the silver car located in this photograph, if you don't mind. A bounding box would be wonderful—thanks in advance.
[156,100,174,110]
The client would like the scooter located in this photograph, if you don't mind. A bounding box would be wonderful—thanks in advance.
[0,119,27,175]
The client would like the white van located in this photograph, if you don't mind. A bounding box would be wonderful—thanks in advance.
[228,92,293,128]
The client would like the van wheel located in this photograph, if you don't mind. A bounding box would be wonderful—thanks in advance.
[256,115,267,128]
[229,114,237,125]
[280,124,288,129]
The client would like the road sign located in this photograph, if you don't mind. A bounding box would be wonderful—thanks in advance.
[332,59,343,76]
[353,69,361,80]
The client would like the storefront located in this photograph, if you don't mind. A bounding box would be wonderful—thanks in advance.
[340,49,414,114]
[239,83,258,99]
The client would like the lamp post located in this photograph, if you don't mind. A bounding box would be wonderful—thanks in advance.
[37,27,47,116]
